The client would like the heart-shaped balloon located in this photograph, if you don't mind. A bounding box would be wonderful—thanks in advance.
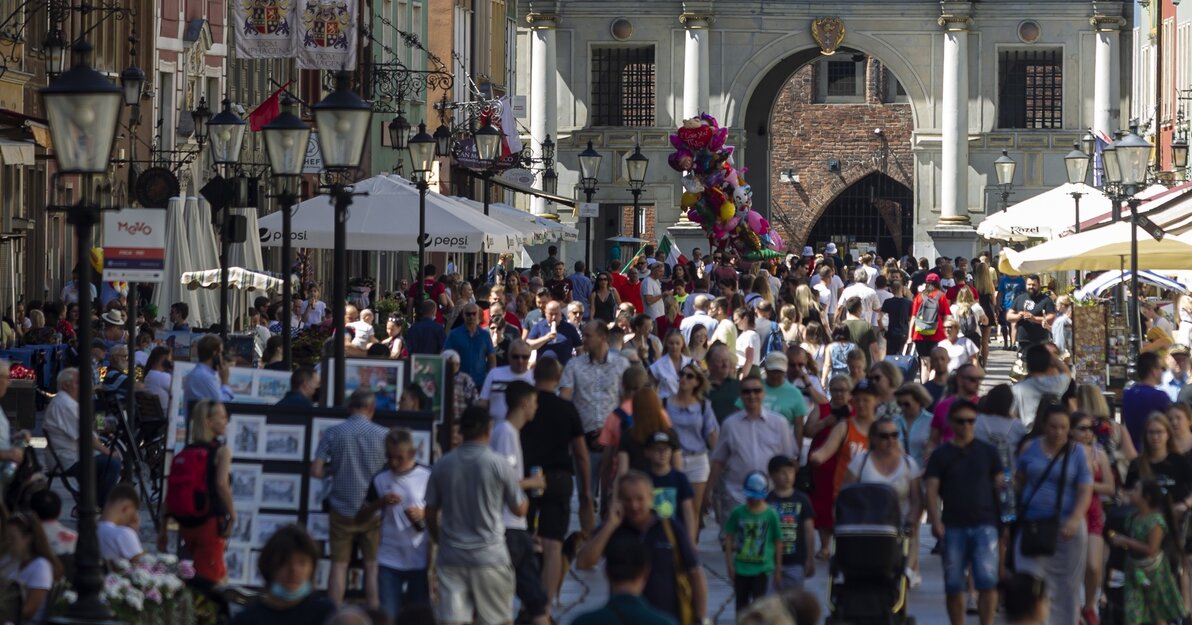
[709,127,729,151]
[678,125,714,150]
[668,149,694,172]
[670,133,686,150]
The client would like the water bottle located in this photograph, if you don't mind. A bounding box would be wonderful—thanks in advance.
[0,439,26,481]
[999,467,1017,525]
[528,466,544,498]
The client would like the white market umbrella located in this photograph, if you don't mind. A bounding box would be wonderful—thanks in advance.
[977,183,1111,242]
[999,184,1192,274]
[258,175,527,254]
[1074,270,1190,300]
[184,196,221,328]
[181,267,284,292]
[152,196,204,327]
[451,198,578,244]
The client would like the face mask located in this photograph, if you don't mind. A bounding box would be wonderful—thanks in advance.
[270,581,311,602]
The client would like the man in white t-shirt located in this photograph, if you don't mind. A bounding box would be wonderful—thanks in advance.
[489,381,551,625]
[359,427,432,616]
[840,267,882,325]
[811,265,843,319]
[97,484,144,564]
[640,262,668,319]
[860,253,880,287]
[478,340,536,420]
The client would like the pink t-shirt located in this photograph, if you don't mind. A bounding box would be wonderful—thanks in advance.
[930,394,979,444]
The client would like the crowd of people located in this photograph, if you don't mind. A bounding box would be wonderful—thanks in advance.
[5,240,1192,625]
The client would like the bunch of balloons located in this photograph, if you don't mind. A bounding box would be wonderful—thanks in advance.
[669,114,785,262]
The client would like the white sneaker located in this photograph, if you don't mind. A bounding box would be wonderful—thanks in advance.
[906,567,922,589]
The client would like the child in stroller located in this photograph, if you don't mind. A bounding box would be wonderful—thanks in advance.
[826,482,914,625]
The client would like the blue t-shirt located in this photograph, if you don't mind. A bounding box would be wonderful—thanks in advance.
[443,325,495,386]
[998,276,1026,311]
[1122,383,1173,452]
[1016,439,1092,521]
[526,319,582,365]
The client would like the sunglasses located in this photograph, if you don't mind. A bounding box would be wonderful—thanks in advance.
[876,432,899,441]
[741,388,764,395]
[951,418,977,426]
[681,371,699,380]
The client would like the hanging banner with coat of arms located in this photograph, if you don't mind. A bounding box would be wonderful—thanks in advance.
[235,0,296,59]
[295,0,356,70]
[233,0,357,70]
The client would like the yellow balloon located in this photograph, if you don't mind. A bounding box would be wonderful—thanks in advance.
[681,191,700,209]
[719,201,736,222]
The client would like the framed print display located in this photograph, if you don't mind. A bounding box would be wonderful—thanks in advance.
[229,508,256,545]
[254,513,295,548]
[230,464,261,504]
[307,512,330,541]
[409,354,446,420]
[229,415,266,459]
[259,473,302,510]
[262,425,305,461]
[325,359,404,411]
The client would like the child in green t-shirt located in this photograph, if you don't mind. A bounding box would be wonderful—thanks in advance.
[723,470,783,614]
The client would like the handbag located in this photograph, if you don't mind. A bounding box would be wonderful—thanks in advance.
[660,517,695,625]
[1017,442,1071,557]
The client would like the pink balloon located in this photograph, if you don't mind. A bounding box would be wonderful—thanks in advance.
[757,216,770,236]
[712,225,729,240]
[725,216,741,231]
[745,210,764,233]
[769,232,785,250]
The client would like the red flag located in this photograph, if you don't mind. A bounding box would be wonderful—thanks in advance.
[248,81,293,132]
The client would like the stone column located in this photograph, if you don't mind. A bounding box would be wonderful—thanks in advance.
[527,10,558,216]
[929,4,978,259]
[680,13,710,120]
[1091,11,1125,138]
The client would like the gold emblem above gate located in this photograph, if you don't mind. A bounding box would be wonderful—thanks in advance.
[811,17,846,56]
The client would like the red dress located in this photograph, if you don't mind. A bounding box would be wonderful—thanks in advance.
[809,403,854,530]
[655,314,684,339]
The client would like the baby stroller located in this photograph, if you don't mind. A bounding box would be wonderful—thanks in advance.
[826,482,914,625]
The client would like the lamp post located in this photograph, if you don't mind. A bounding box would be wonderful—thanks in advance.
[409,122,435,316]
[312,71,371,405]
[578,140,602,270]
[1114,127,1153,378]
[206,98,247,341]
[42,40,123,625]
[1063,143,1091,287]
[474,120,501,276]
[994,149,1016,211]
[1174,133,1189,179]
[262,96,311,369]
[626,145,648,239]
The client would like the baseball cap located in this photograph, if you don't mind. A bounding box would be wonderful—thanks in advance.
[648,430,677,448]
[925,273,941,284]
[825,243,838,254]
[1173,344,1191,357]
[802,246,814,256]
[763,351,789,372]
[743,471,770,499]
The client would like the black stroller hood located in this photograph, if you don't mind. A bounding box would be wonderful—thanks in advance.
[835,482,902,536]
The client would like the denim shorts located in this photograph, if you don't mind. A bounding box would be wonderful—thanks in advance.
[941,525,999,594]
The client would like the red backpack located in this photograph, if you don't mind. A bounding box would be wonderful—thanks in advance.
[166,443,218,527]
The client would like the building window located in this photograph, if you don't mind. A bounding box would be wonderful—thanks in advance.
[998,48,1063,129]
[590,46,655,127]
[815,59,865,103]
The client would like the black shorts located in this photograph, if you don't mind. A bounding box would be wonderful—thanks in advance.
[914,340,940,358]
[529,469,574,541]
[506,528,549,618]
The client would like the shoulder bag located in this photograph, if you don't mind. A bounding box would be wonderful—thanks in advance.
[1017,442,1071,557]
[659,517,695,625]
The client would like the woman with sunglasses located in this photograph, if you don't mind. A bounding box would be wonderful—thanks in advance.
[805,375,854,558]
[589,273,620,325]
[895,383,935,469]
[845,416,924,586]
[868,361,906,447]
[1070,410,1115,625]
[666,364,720,542]
[1013,404,1094,625]
[0,511,63,624]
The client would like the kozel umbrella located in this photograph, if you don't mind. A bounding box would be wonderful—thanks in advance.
[258,174,528,254]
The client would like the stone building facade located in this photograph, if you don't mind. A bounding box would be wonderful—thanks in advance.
[516,0,1135,269]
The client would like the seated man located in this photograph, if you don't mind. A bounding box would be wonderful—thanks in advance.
[44,367,123,505]
[97,484,144,564]
[102,345,143,404]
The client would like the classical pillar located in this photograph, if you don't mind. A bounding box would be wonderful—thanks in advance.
[528,10,558,216]
[1091,11,1125,138]
[680,13,710,120]
[929,4,978,259]
[938,9,971,226]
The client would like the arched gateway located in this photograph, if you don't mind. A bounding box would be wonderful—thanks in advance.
[518,1,1128,265]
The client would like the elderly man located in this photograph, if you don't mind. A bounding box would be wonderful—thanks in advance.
[705,374,799,520]
[101,344,141,403]
[526,300,582,365]
[478,340,536,420]
[444,302,496,387]
[44,367,123,504]
[561,321,629,511]
[679,294,719,344]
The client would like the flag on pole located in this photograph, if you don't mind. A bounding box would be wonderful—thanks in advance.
[658,235,683,267]
[620,244,646,274]
[247,81,292,132]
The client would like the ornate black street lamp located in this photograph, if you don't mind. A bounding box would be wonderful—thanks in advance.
[42,40,123,625]
[626,145,648,238]
[263,96,311,369]
[312,71,371,405]
[578,140,602,269]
